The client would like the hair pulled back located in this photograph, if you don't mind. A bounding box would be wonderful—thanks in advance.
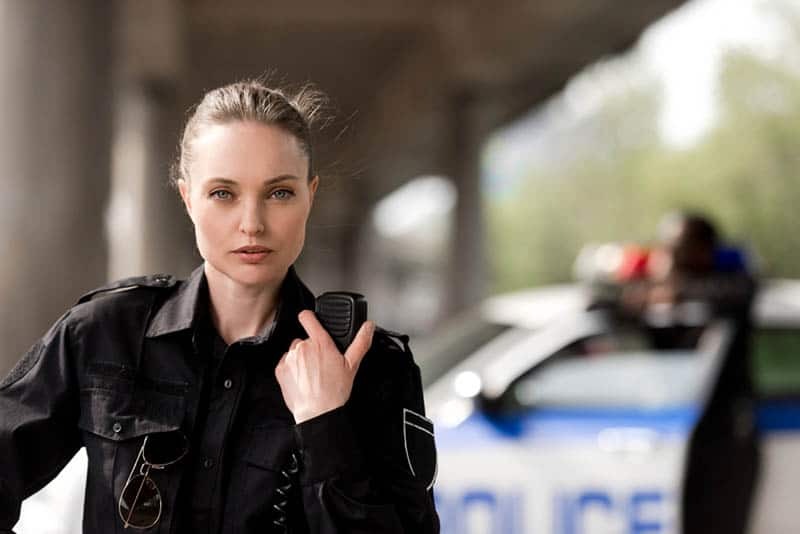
[173,79,326,186]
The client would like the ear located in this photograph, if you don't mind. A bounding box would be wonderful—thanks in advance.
[177,179,194,221]
[308,175,320,205]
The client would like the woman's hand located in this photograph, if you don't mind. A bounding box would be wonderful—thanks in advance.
[276,310,375,424]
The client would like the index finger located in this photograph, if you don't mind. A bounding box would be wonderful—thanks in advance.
[344,320,375,371]
[297,310,336,348]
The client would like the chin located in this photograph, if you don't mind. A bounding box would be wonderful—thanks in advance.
[207,258,289,289]
[232,265,287,288]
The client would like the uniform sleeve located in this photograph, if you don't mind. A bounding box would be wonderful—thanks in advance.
[0,312,82,531]
[293,335,439,534]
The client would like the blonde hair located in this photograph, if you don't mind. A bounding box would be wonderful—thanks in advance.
[173,79,326,185]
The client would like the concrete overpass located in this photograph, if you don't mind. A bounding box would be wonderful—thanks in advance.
[0,0,685,374]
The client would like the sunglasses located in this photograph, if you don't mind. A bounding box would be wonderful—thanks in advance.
[118,431,189,530]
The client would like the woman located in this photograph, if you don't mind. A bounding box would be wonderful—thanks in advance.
[0,80,439,533]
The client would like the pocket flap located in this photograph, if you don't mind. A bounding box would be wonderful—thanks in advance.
[79,385,185,441]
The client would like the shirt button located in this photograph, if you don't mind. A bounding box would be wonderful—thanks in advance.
[223,378,233,390]
[202,457,215,469]
[112,422,122,434]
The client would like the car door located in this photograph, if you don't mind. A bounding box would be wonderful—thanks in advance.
[748,313,800,533]
[432,312,733,534]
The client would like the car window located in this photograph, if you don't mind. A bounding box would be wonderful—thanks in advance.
[753,328,800,397]
[416,310,511,387]
[498,327,720,412]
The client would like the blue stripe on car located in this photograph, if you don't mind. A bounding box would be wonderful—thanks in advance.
[436,401,800,452]
[436,406,700,451]
[756,401,800,432]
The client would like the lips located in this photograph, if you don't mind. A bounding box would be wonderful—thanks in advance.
[232,246,273,264]
[234,246,271,254]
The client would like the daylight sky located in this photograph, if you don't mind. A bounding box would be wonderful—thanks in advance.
[642,0,792,147]
[482,0,797,197]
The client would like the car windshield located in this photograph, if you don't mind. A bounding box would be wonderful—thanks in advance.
[416,309,511,387]
[510,349,713,409]
[498,322,725,412]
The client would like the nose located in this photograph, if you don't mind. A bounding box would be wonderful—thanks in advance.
[239,198,265,236]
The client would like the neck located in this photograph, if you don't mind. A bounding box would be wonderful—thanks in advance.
[204,262,283,344]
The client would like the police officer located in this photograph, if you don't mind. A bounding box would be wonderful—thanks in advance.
[624,211,757,534]
[660,213,757,534]
[0,80,440,533]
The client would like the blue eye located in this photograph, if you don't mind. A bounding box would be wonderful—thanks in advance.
[210,190,232,200]
[271,189,294,200]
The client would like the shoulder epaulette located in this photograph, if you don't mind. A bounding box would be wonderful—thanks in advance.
[375,326,411,354]
[76,274,177,305]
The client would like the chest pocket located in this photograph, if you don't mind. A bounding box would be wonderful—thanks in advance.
[232,422,300,528]
[78,372,188,534]
[78,375,187,440]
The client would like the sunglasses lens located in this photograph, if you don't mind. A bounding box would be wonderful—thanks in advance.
[119,474,161,528]
[142,431,189,466]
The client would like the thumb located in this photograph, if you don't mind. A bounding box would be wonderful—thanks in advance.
[344,320,375,371]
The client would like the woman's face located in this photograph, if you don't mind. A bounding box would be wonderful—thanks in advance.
[179,121,318,289]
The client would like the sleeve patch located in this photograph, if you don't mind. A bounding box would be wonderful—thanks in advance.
[403,408,437,490]
[0,341,44,391]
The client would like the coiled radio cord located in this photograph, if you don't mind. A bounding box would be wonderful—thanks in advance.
[272,451,300,533]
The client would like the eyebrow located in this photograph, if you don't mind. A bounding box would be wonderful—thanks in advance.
[204,175,301,188]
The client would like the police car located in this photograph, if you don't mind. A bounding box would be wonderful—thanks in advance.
[421,248,800,534]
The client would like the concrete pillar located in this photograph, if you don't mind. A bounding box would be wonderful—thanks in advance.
[108,0,194,281]
[108,81,196,280]
[0,1,112,375]
[297,181,354,294]
[446,89,488,314]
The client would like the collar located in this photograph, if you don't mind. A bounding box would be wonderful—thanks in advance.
[145,264,205,338]
[145,264,316,341]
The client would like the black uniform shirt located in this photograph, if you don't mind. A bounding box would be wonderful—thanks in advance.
[0,265,440,534]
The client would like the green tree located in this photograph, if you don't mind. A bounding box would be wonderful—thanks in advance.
[487,18,800,292]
